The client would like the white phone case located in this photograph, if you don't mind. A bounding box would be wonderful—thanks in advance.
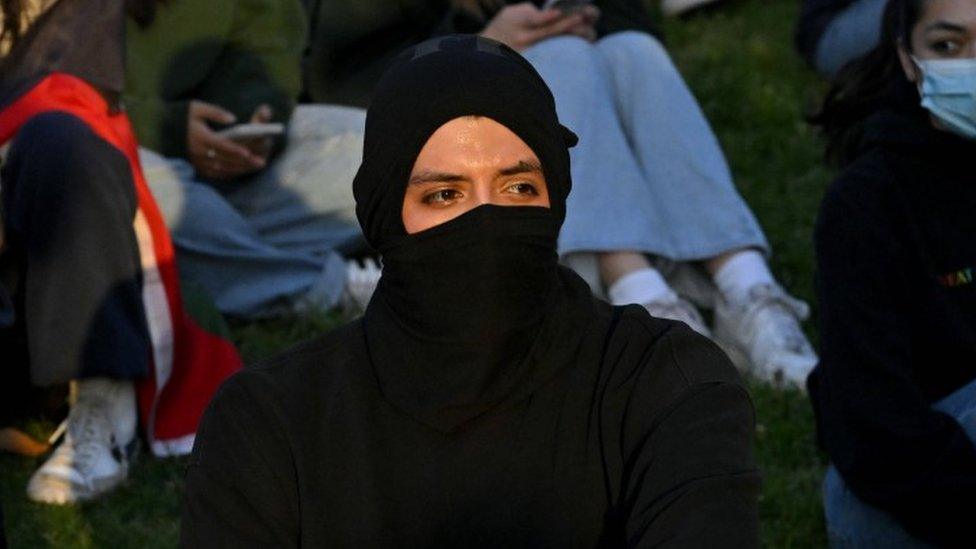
[216,123,285,140]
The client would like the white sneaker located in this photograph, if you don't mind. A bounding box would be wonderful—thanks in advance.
[26,380,136,505]
[661,0,724,17]
[643,294,712,337]
[714,283,818,388]
[340,257,382,313]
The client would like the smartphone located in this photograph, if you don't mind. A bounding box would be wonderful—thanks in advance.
[216,122,285,141]
[542,0,593,14]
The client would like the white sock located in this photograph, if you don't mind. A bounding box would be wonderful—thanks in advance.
[607,267,674,306]
[713,250,775,303]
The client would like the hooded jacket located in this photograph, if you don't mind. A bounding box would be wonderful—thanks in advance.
[810,99,976,546]
[181,35,759,548]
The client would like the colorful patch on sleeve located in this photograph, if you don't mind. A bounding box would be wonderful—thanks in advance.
[938,267,975,288]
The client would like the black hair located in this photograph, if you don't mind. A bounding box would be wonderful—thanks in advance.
[810,0,927,167]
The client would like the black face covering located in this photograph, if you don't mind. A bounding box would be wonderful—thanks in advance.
[354,35,590,432]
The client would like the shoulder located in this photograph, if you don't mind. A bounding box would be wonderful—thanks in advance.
[607,304,749,408]
[822,148,899,213]
[212,320,367,417]
[816,148,906,251]
[601,306,754,461]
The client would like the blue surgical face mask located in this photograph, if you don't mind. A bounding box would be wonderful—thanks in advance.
[912,56,976,140]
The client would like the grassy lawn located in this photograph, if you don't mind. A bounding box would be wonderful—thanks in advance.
[1,0,833,546]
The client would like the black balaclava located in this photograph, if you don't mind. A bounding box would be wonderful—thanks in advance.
[354,35,590,433]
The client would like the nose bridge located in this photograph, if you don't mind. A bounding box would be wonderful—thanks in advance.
[472,173,498,207]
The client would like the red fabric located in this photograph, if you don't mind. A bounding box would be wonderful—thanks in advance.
[0,73,242,454]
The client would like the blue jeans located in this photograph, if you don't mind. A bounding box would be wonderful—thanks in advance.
[823,377,976,548]
[142,105,366,318]
[814,0,887,76]
[521,33,768,262]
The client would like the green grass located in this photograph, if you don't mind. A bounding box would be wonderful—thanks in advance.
[1,1,833,546]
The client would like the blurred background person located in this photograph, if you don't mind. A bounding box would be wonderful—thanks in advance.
[796,0,886,76]
[809,0,976,545]
[0,0,240,505]
[301,0,449,106]
[125,0,378,320]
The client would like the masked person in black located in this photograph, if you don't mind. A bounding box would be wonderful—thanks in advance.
[180,35,760,547]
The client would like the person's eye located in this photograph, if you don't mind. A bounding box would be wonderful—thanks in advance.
[930,39,962,55]
[421,188,462,205]
[504,181,540,196]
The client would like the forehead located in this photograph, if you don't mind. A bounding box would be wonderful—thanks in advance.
[918,0,976,29]
[413,116,538,166]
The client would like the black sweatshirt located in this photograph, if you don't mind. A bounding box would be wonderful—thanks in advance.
[181,305,759,547]
[809,107,976,546]
[182,35,758,547]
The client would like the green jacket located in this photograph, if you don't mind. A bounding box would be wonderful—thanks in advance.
[124,0,306,158]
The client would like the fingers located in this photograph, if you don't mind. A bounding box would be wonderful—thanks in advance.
[190,125,265,179]
[241,136,273,159]
[250,104,273,124]
[190,100,237,125]
[523,12,587,44]
[201,131,263,168]
[524,5,565,28]
[579,5,601,24]
[565,23,597,42]
[186,100,271,180]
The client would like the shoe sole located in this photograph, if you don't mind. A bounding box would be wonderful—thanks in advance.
[26,437,139,505]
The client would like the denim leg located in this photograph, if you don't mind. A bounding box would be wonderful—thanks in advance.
[823,466,935,548]
[822,378,976,548]
[521,36,653,257]
[141,148,342,319]
[218,105,365,257]
[932,377,976,443]
[814,0,887,76]
[595,32,769,260]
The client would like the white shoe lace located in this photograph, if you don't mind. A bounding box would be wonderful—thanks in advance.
[47,401,117,479]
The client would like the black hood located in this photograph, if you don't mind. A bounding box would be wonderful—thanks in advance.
[352,34,577,252]
[354,35,592,433]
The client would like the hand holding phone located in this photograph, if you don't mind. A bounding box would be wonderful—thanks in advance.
[542,0,594,15]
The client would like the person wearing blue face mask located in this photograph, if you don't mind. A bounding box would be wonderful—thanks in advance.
[912,54,976,138]
[809,0,976,545]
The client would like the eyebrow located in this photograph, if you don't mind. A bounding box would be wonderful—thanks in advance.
[408,159,543,185]
[499,159,543,177]
[924,21,968,34]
